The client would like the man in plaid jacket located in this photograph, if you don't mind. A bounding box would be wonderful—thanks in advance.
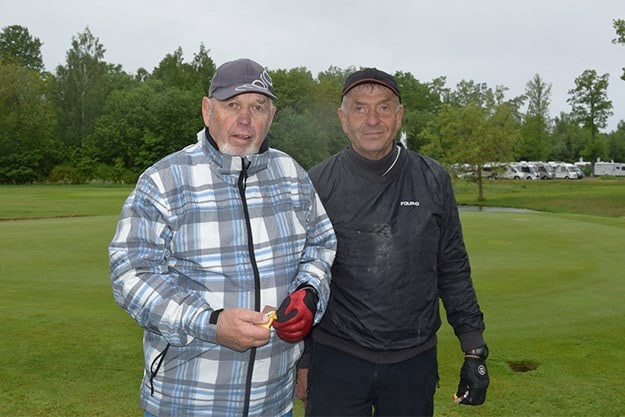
[109,58,336,417]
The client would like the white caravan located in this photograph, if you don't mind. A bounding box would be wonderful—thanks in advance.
[594,162,625,177]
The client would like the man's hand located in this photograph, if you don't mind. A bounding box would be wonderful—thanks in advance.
[215,308,271,352]
[454,355,489,405]
[273,287,318,343]
[295,368,308,402]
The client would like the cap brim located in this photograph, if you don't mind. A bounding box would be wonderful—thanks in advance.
[342,78,400,98]
[210,87,277,101]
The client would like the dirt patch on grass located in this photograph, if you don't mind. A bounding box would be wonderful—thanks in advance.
[508,360,539,372]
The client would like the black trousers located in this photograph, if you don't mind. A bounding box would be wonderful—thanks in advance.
[305,343,438,417]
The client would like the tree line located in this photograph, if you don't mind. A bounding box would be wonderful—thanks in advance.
[1,22,624,185]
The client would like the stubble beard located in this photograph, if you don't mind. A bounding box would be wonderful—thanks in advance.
[219,142,260,157]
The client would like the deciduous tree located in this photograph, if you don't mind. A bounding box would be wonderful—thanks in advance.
[612,18,625,81]
[151,46,212,94]
[0,64,58,182]
[519,74,552,161]
[0,25,44,73]
[550,112,591,162]
[567,69,613,166]
[422,82,520,201]
[394,72,445,152]
[54,26,109,148]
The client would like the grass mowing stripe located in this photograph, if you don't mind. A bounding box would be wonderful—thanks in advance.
[0,185,132,219]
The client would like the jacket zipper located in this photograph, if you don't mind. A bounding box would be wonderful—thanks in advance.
[238,158,261,417]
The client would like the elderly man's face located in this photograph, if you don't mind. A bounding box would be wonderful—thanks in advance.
[338,84,403,161]
[202,93,276,156]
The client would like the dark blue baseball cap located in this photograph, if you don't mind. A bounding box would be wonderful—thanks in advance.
[209,58,277,100]
[341,68,401,101]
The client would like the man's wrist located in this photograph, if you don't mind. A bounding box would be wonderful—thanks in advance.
[464,344,489,360]
[209,308,223,325]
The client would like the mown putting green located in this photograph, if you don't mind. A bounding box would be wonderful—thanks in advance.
[1,185,624,416]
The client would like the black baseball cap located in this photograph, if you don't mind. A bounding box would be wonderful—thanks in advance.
[208,58,277,100]
[341,68,401,101]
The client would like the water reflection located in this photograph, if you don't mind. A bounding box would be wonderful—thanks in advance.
[459,206,536,213]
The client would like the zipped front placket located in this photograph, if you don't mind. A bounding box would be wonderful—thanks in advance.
[237,158,261,417]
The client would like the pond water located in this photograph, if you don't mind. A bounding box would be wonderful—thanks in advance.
[459,206,536,213]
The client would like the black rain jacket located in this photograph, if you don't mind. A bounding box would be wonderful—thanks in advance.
[307,144,485,363]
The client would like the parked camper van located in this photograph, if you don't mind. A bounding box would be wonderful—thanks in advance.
[529,161,555,179]
[500,163,540,180]
[551,163,583,179]
[594,161,625,177]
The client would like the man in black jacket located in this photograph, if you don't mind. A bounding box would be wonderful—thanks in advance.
[298,68,489,416]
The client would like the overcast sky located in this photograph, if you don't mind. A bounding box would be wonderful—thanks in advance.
[3,0,624,131]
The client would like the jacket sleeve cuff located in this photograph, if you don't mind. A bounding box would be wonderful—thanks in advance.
[458,330,485,352]
[187,308,219,343]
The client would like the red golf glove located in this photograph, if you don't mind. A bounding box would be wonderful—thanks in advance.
[273,286,318,343]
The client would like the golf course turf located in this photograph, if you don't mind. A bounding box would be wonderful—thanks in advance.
[1,181,624,416]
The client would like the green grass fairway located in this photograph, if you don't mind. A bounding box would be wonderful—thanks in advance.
[434,211,625,417]
[1,185,625,416]
[0,215,143,416]
[453,177,625,218]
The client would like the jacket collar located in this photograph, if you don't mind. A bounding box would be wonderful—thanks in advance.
[198,127,269,175]
[346,142,403,177]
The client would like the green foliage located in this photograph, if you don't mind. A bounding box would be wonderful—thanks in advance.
[606,120,625,161]
[2,24,625,184]
[48,164,84,184]
[518,74,552,161]
[0,63,59,182]
[53,26,110,148]
[613,18,625,44]
[84,84,155,167]
[270,66,346,166]
[394,72,444,152]
[151,44,214,95]
[0,152,40,183]
[311,67,350,156]
[84,81,199,174]
[271,67,317,113]
[0,24,44,72]
[519,114,551,160]
[421,82,521,200]
[567,69,613,155]
[270,107,330,169]
[549,112,590,161]
[143,87,199,166]
[612,18,625,81]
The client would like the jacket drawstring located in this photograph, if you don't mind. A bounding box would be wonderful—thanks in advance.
[149,344,170,396]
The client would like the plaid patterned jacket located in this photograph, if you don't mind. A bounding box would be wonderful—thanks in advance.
[109,129,336,416]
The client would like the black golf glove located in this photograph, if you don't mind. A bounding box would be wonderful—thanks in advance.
[455,347,489,405]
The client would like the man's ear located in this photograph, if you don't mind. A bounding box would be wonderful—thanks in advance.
[337,107,349,134]
[201,97,211,126]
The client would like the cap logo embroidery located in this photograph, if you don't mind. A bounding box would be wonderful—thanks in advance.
[235,70,273,93]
